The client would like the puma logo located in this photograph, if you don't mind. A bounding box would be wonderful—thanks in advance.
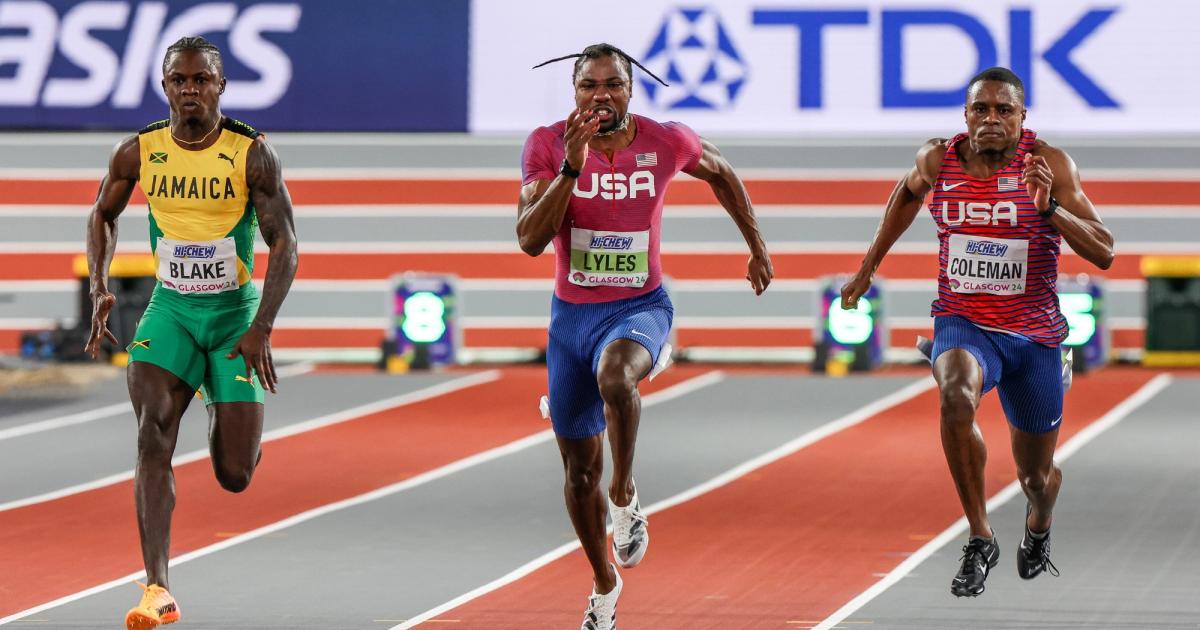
[217,151,238,167]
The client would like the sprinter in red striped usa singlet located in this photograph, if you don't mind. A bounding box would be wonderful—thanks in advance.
[841,67,1114,598]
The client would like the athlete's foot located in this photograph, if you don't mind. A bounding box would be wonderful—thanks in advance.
[950,534,999,597]
[581,564,622,630]
[1018,504,1060,579]
[125,582,180,629]
[609,481,649,568]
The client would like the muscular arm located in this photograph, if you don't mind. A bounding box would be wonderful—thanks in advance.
[87,137,140,300]
[1026,145,1114,270]
[516,175,575,256]
[83,136,140,356]
[687,138,771,294]
[842,139,944,308]
[246,137,298,331]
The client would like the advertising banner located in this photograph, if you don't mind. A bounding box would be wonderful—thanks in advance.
[471,0,1200,135]
[0,0,468,130]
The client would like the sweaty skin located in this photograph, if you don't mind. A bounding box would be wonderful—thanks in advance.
[83,47,297,590]
[839,79,1113,539]
[518,53,772,596]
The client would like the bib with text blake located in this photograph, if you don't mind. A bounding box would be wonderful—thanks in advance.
[568,228,649,288]
[157,237,240,294]
[946,234,1028,295]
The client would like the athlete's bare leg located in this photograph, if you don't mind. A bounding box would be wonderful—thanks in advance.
[597,339,653,507]
[934,349,993,539]
[557,434,618,593]
[1010,426,1062,532]
[128,362,196,589]
[207,402,264,492]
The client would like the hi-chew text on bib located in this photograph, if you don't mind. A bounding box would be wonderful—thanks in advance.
[157,237,240,294]
[568,228,649,288]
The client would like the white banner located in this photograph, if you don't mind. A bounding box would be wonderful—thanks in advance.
[470,0,1200,135]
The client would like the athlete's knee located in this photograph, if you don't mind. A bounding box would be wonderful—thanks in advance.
[136,413,176,463]
[1018,463,1060,496]
[214,459,255,493]
[596,367,639,407]
[939,381,977,425]
[564,459,602,500]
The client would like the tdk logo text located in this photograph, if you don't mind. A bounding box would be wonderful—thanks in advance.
[0,1,302,109]
[641,7,748,109]
[173,244,217,259]
[965,241,1010,257]
[590,236,635,250]
[640,6,1118,111]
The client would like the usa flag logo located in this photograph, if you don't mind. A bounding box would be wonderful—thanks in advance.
[997,176,1019,192]
[635,152,658,167]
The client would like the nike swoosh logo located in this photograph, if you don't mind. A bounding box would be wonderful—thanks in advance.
[1050,415,1063,427]
[630,329,652,340]
[953,577,966,583]
[942,181,967,191]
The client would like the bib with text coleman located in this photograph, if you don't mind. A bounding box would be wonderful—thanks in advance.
[568,228,649,288]
[157,237,240,294]
[946,234,1028,295]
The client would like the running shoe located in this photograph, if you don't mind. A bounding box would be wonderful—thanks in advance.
[125,582,180,629]
[951,535,999,597]
[581,565,621,630]
[1018,503,1060,579]
[609,482,649,568]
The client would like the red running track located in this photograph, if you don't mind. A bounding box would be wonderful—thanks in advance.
[432,368,1157,629]
[0,366,709,618]
[2,178,1198,206]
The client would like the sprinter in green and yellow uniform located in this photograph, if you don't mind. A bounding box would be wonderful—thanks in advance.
[84,36,297,630]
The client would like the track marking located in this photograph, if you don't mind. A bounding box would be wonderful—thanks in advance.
[0,370,722,626]
[813,373,1174,630]
[0,369,492,514]
[0,362,315,443]
[391,376,938,629]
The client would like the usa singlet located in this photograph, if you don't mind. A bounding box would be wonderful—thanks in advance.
[929,129,1068,346]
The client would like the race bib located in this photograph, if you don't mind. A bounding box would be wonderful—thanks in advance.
[568,228,649,288]
[157,237,240,295]
[946,234,1028,295]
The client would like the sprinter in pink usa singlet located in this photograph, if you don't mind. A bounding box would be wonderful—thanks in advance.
[516,43,773,629]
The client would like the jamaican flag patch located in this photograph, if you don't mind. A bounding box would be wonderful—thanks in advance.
[149,152,168,164]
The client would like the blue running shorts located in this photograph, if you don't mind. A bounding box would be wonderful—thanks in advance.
[931,314,1064,433]
[546,286,674,439]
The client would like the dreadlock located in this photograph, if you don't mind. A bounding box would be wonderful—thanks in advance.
[532,42,669,87]
[162,36,223,76]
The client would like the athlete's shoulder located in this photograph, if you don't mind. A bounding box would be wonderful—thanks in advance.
[138,119,169,135]
[221,117,261,139]
[916,137,950,172]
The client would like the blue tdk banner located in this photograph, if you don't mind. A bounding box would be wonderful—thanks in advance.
[0,0,468,130]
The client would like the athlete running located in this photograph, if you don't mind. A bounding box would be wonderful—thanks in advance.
[841,67,1114,597]
[83,36,298,629]
[519,43,772,629]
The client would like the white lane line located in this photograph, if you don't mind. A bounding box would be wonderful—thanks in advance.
[391,376,938,629]
[0,369,723,626]
[0,369,496,514]
[0,362,316,443]
[813,373,1175,630]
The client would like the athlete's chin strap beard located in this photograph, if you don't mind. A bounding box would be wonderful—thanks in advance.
[594,113,629,137]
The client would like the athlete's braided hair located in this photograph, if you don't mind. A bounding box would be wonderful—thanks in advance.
[162,36,223,76]
[967,66,1025,105]
[533,42,669,87]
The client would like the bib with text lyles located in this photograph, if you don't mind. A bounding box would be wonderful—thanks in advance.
[946,234,1028,295]
[157,237,240,294]
[568,228,649,288]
